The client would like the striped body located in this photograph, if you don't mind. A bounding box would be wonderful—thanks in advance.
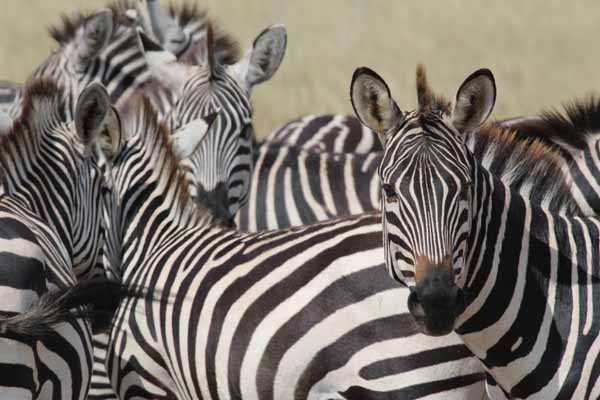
[101,105,487,400]
[352,66,600,398]
[236,144,380,231]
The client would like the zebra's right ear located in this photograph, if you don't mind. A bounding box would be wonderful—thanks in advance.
[73,9,114,69]
[75,83,123,161]
[350,67,402,142]
[138,30,198,94]
[171,113,218,159]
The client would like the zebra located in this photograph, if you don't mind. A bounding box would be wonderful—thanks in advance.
[0,78,125,399]
[89,97,490,400]
[85,22,287,398]
[351,64,600,398]
[139,22,287,223]
[4,1,239,126]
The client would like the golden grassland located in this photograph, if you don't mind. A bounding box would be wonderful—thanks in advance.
[1,1,600,138]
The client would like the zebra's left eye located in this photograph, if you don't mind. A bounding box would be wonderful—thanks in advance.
[382,183,398,202]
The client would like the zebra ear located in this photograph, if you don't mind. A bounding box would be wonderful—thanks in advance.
[0,110,12,133]
[171,112,218,159]
[139,31,199,94]
[74,9,114,68]
[75,83,122,160]
[136,0,189,57]
[451,69,496,134]
[230,24,287,90]
[350,67,403,139]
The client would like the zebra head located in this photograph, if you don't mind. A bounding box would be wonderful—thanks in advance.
[0,80,122,279]
[351,65,496,336]
[142,24,287,224]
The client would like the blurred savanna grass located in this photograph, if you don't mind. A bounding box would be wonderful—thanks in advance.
[1,1,599,138]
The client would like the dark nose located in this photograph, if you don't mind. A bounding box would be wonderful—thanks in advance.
[196,182,234,226]
[407,265,465,336]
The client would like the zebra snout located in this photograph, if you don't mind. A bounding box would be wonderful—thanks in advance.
[196,182,234,225]
[408,264,465,336]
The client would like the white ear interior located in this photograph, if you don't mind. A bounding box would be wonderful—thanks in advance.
[451,69,496,133]
[171,117,214,159]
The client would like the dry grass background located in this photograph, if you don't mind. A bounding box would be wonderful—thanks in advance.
[1,1,600,138]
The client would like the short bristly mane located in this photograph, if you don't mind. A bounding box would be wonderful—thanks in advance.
[414,65,577,214]
[121,96,219,226]
[0,79,66,186]
[416,64,452,115]
[507,96,600,150]
[48,1,136,45]
[169,2,240,65]
[467,122,578,214]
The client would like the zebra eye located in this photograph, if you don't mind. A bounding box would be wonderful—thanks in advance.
[382,183,398,202]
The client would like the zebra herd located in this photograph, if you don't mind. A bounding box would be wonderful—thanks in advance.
[1,1,600,399]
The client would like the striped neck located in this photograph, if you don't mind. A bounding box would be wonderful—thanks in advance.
[109,103,218,279]
[456,162,596,397]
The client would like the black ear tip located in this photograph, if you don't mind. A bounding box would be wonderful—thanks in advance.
[469,68,495,86]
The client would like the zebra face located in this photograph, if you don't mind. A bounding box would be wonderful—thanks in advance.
[143,24,287,224]
[351,65,496,336]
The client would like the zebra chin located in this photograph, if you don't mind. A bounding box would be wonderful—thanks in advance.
[407,263,465,336]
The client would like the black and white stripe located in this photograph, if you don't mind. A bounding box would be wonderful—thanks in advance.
[0,79,123,399]
[91,100,489,400]
[139,23,287,223]
[236,118,579,232]
[264,113,382,153]
[353,65,600,398]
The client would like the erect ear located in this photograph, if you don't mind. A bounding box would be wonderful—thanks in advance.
[451,69,496,134]
[139,30,199,94]
[136,0,189,57]
[229,24,287,90]
[75,83,123,161]
[0,110,12,133]
[350,67,403,138]
[171,112,218,159]
[74,9,114,69]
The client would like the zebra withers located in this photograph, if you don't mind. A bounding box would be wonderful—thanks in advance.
[0,79,124,399]
[351,65,600,398]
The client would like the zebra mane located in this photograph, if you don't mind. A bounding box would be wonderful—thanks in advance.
[507,96,600,150]
[168,2,240,65]
[48,1,136,45]
[415,64,452,115]
[48,1,239,66]
[123,96,218,225]
[467,122,578,213]
[0,78,65,155]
